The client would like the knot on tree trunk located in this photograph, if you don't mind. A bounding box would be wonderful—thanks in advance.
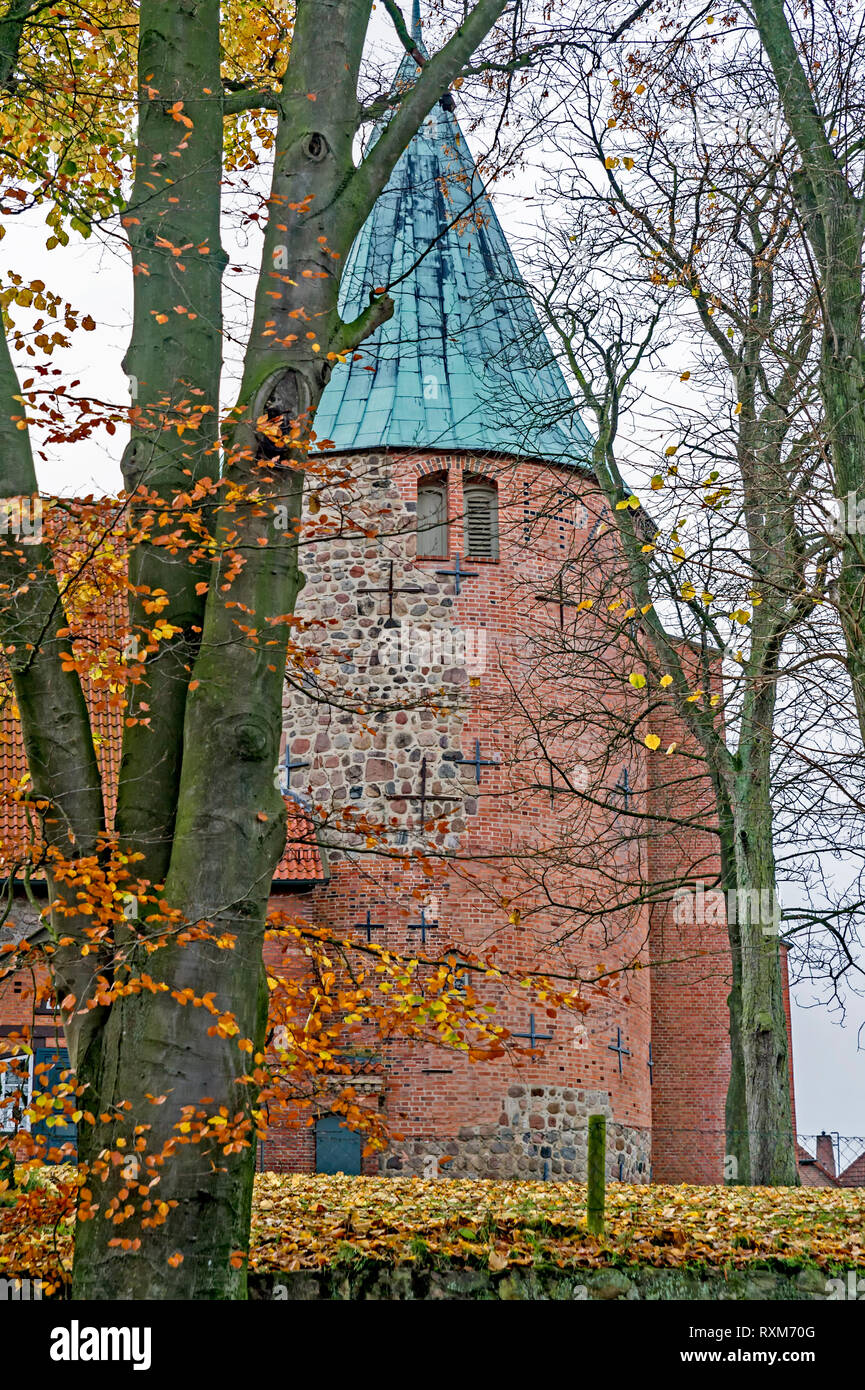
[251,366,326,464]
[229,715,274,762]
[302,131,329,162]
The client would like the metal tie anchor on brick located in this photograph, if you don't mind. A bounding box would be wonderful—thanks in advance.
[453,738,498,785]
[614,765,632,810]
[435,552,478,596]
[533,572,580,629]
[608,1026,631,1074]
[513,1012,554,1061]
[354,907,385,943]
[407,905,439,945]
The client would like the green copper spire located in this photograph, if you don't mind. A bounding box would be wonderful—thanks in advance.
[411,0,423,43]
[314,18,591,466]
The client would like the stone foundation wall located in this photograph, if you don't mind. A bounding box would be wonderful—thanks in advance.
[379,1085,650,1182]
[254,1264,834,1301]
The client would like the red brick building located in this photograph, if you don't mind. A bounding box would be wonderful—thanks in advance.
[1,7,797,1185]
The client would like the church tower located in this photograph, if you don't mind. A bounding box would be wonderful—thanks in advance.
[264,5,733,1183]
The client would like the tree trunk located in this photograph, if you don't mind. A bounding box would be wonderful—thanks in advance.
[114,0,227,886]
[70,926,273,1299]
[728,696,796,1185]
[751,0,865,746]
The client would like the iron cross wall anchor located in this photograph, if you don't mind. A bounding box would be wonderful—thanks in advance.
[614,765,632,810]
[281,745,310,791]
[533,572,580,629]
[386,755,461,829]
[608,1026,631,1074]
[513,1013,554,1061]
[435,552,478,596]
[358,559,422,628]
[407,906,438,945]
[453,738,498,784]
[354,908,385,943]
[532,763,574,807]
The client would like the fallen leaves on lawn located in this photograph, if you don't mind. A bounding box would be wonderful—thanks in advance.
[1,1173,862,1288]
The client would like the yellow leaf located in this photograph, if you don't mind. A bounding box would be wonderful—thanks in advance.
[629,673,646,688]
[644,734,661,750]
[660,674,673,687]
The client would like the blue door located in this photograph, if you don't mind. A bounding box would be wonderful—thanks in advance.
[31,1046,77,1158]
[315,1114,362,1174]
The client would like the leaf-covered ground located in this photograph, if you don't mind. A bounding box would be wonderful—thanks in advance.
[249,1176,865,1275]
[2,1174,863,1291]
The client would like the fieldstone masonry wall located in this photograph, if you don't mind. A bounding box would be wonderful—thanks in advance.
[381,1085,650,1182]
[285,453,474,856]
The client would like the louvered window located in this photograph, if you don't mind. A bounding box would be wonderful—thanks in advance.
[416,476,449,557]
[463,479,499,560]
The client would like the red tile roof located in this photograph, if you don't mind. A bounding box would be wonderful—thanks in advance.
[273,797,327,886]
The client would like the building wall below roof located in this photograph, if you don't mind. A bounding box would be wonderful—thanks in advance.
[262,448,738,1181]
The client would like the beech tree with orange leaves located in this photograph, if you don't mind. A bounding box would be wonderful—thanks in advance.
[0,0,604,1299]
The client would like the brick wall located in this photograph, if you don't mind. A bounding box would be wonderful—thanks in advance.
[263,448,734,1179]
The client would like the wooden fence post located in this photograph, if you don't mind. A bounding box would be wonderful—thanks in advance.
[587,1113,606,1235]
